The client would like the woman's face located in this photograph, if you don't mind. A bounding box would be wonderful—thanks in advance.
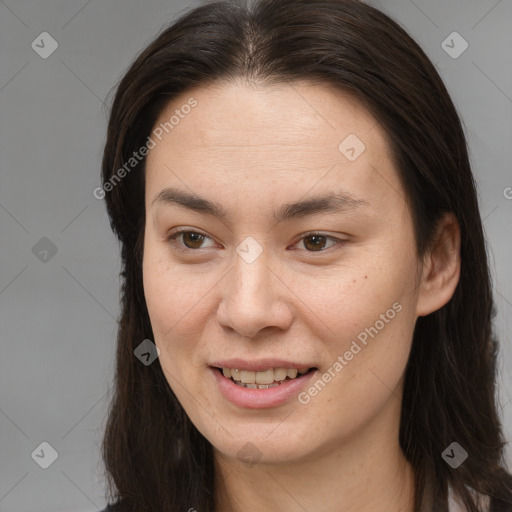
[143,80,425,464]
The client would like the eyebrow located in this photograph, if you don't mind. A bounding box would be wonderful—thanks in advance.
[152,186,370,223]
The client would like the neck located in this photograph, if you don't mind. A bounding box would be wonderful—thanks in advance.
[213,397,416,512]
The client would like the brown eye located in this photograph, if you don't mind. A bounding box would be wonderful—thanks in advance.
[182,232,205,249]
[168,230,214,251]
[303,235,328,251]
[296,233,342,252]
[168,230,344,254]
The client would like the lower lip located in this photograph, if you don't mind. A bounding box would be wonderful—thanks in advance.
[210,367,318,409]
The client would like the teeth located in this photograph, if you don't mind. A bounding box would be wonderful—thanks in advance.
[240,370,256,384]
[273,368,287,381]
[220,366,311,385]
[255,369,275,384]
[234,381,281,389]
[287,369,298,379]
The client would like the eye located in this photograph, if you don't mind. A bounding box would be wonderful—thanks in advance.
[167,229,345,253]
[167,230,216,251]
[292,232,344,252]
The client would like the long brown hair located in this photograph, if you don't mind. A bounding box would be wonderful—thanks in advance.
[99,1,512,510]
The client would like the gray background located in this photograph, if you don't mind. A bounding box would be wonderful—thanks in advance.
[0,0,510,511]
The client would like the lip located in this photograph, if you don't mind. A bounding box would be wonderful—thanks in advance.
[210,358,316,372]
[210,366,318,409]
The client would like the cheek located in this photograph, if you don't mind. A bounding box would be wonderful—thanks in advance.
[142,241,221,377]
[143,243,185,356]
[143,240,202,331]
[289,250,417,407]
[289,248,414,337]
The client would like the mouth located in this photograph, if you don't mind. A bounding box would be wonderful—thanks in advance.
[212,366,318,389]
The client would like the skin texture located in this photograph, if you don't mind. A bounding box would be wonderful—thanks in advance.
[142,80,461,512]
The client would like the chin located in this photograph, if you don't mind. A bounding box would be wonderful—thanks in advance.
[213,436,314,466]
[197,417,327,467]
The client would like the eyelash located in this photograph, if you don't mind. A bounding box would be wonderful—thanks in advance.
[166,229,346,254]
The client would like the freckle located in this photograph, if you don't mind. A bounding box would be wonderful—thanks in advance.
[364,275,368,279]
[352,279,356,283]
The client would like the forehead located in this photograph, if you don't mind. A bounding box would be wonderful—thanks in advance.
[144,80,404,214]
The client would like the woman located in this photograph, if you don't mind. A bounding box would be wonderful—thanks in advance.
[98,0,512,510]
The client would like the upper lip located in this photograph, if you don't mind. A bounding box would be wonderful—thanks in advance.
[210,358,317,372]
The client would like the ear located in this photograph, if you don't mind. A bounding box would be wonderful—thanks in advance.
[416,212,461,317]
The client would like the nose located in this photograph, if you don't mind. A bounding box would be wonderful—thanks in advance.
[216,253,293,339]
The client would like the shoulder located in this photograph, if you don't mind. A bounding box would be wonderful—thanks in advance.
[98,504,121,512]
[448,484,491,512]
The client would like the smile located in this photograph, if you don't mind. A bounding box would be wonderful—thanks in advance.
[210,366,318,408]
[219,367,313,388]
